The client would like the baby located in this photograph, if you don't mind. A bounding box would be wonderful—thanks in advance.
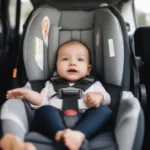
[6,40,112,150]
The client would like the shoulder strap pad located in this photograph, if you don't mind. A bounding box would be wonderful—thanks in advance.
[73,76,95,92]
[51,76,95,92]
[50,76,69,92]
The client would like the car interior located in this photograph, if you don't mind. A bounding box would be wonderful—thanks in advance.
[0,0,149,150]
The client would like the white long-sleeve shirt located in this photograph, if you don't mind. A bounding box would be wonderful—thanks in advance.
[30,80,111,110]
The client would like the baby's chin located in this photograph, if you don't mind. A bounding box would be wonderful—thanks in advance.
[64,77,80,82]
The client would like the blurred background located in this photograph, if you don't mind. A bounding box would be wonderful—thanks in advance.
[8,0,150,34]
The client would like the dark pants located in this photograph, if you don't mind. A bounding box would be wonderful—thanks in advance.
[34,105,112,140]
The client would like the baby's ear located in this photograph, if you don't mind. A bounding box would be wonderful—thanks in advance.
[87,65,92,75]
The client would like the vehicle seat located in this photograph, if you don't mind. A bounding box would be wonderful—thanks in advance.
[134,26,150,149]
[134,27,150,110]
[0,5,144,150]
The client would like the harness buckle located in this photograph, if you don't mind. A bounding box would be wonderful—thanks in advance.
[64,109,77,116]
[58,87,83,98]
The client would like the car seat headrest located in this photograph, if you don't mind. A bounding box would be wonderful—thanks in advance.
[31,0,122,10]
[134,27,150,62]
[23,5,129,88]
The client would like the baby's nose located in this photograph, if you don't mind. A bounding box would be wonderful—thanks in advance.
[69,60,76,66]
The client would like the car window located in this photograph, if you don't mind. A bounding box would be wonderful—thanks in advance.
[9,0,17,28]
[134,0,150,27]
[20,0,33,33]
[9,0,33,33]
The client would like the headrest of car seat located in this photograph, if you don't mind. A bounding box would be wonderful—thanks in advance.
[23,5,130,88]
[31,0,122,9]
[134,27,150,62]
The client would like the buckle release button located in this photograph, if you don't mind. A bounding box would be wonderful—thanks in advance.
[64,109,77,116]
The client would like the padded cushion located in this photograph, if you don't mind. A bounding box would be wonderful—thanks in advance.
[134,27,150,62]
[25,131,117,150]
[32,0,122,10]
[23,5,126,87]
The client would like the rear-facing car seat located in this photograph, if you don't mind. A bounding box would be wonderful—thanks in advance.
[0,5,144,150]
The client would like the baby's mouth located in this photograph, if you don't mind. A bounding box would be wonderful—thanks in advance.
[68,69,78,73]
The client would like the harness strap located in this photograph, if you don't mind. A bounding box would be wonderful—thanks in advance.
[62,95,79,113]
[51,76,94,128]
[51,76,94,113]
[51,76,94,92]
[51,77,69,91]
[72,77,94,91]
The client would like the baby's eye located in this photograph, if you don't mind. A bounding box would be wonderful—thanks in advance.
[62,58,68,61]
[78,58,84,61]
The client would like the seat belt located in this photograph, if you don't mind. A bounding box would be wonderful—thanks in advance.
[51,76,94,128]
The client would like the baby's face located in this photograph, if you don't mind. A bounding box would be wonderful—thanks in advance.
[57,43,92,82]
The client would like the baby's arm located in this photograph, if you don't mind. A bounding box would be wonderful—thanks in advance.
[84,81,111,108]
[6,88,42,106]
[84,92,104,108]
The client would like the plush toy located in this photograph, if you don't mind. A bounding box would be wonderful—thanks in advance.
[0,134,36,150]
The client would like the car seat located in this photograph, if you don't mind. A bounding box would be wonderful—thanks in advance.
[134,27,150,112]
[134,26,150,149]
[0,5,144,150]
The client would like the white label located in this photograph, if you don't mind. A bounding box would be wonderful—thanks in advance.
[34,37,44,70]
[0,25,2,33]
[108,39,115,57]
[96,32,99,46]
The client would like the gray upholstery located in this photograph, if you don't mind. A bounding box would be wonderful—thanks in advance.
[25,131,117,150]
[24,6,124,86]
[115,92,144,150]
[23,6,61,80]
[60,11,94,30]
[94,9,124,84]
[0,99,29,140]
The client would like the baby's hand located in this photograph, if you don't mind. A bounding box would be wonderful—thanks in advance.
[84,92,104,108]
[6,88,28,99]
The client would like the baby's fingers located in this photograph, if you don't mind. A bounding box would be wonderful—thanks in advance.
[6,90,19,99]
[55,130,64,141]
[88,100,100,108]
[6,90,13,95]
[6,92,13,98]
[6,93,15,99]
[84,94,88,102]
[89,101,96,108]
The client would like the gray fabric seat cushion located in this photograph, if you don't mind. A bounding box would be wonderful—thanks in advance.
[25,131,117,150]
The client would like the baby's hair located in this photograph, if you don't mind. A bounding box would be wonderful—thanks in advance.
[55,40,92,64]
